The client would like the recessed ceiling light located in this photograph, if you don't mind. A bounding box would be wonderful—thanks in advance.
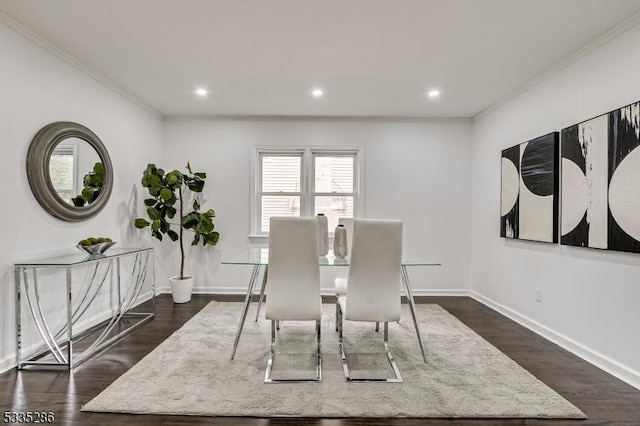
[428,89,440,98]
[195,88,209,97]
[311,89,324,98]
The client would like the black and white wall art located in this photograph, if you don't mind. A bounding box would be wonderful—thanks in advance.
[561,101,640,253]
[501,132,559,243]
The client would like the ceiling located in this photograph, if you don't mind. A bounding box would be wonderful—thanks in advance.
[2,0,640,119]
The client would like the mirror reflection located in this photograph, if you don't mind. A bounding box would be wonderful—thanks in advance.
[49,138,102,206]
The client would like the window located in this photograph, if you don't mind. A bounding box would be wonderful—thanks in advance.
[253,148,362,236]
[49,141,78,203]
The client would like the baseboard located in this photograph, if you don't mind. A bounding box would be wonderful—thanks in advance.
[469,290,640,391]
[0,290,155,375]
[180,286,470,297]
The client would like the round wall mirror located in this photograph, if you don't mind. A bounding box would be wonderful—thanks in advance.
[26,121,113,222]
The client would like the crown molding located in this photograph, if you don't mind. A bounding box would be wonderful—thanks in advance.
[473,11,640,122]
[165,114,472,124]
[0,11,164,120]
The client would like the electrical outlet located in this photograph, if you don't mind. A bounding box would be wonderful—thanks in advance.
[535,288,542,302]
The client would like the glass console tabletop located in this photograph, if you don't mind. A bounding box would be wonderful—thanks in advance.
[15,247,153,267]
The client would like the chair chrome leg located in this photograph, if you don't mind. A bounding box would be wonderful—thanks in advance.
[316,319,322,381]
[375,321,379,332]
[335,303,339,332]
[264,319,322,384]
[383,322,403,382]
[264,320,276,382]
[340,318,403,383]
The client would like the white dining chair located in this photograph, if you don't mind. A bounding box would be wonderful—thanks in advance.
[336,218,404,382]
[334,217,354,329]
[264,217,323,383]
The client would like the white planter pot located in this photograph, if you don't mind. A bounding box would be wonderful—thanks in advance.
[169,276,194,303]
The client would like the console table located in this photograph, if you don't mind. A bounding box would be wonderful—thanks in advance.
[14,247,155,370]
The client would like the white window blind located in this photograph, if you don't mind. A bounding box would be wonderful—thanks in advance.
[49,142,78,204]
[259,154,302,233]
[313,154,355,231]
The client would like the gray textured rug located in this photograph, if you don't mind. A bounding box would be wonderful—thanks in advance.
[82,301,586,418]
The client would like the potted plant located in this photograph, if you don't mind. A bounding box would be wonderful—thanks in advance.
[134,163,220,303]
[71,162,105,207]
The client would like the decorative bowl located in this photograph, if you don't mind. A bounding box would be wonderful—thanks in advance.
[76,241,116,255]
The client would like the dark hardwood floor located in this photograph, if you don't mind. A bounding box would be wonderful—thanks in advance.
[2,294,640,425]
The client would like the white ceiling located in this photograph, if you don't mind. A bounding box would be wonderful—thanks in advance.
[2,0,640,119]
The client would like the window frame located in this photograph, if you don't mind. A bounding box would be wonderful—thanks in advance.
[250,146,364,240]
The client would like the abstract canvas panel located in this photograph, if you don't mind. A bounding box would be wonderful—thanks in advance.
[501,132,559,243]
[561,101,640,253]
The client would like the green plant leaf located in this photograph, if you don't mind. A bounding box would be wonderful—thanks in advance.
[147,207,160,220]
[192,233,200,245]
[160,187,173,202]
[144,198,157,206]
[135,218,150,228]
[206,232,220,245]
[151,219,161,231]
[160,220,170,233]
[71,196,85,207]
[165,172,179,186]
[166,206,177,219]
[93,162,104,174]
[151,230,163,241]
[164,195,177,206]
[196,216,214,234]
[149,186,161,196]
[194,172,206,179]
[192,198,200,211]
[182,213,199,229]
[82,187,95,201]
[186,179,204,192]
[167,230,179,241]
[90,189,101,202]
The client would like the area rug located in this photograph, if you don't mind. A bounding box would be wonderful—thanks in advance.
[82,302,586,418]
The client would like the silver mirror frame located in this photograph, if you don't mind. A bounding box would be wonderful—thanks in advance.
[26,121,113,222]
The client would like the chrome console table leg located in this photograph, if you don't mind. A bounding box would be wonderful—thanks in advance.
[230,264,263,360]
[15,267,21,369]
[22,268,66,364]
[402,265,427,363]
[66,267,73,369]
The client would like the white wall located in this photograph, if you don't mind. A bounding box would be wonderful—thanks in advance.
[470,24,640,387]
[0,22,163,372]
[161,119,472,295]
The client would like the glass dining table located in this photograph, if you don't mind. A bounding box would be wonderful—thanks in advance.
[222,248,440,362]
